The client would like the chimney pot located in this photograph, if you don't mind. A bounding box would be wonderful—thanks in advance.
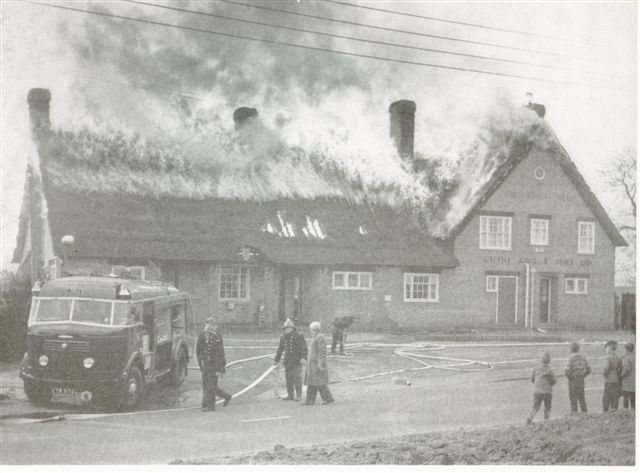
[389,100,416,159]
[233,107,258,130]
[527,102,546,119]
[27,88,51,133]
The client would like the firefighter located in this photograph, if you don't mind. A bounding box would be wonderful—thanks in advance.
[330,315,358,355]
[196,317,232,411]
[274,318,308,401]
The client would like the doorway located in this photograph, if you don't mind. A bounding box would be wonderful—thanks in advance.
[278,269,304,323]
[539,278,551,323]
[496,276,518,324]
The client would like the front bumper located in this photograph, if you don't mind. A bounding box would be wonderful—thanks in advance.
[20,368,126,392]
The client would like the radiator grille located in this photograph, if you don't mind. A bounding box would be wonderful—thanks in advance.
[43,339,91,352]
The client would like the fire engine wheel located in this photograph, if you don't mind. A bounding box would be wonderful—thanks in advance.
[121,367,143,411]
[172,351,188,387]
[23,379,52,405]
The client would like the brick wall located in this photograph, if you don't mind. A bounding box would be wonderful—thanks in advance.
[444,145,616,330]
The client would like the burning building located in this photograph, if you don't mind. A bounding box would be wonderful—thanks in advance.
[12,88,625,330]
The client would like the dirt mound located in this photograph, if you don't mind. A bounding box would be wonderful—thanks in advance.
[175,410,634,465]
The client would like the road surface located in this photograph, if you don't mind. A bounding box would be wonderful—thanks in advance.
[1,346,609,464]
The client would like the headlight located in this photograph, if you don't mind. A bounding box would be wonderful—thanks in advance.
[83,357,95,369]
[38,355,49,367]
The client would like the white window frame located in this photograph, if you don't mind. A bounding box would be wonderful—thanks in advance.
[565,277,588,295]
[218,266,250,301]
[578,221,595,254]
[486,275,498,293]
[530,218,549,246]
[479,215,512,250]
[404,273,439,302]
[111,265,146,280]
[332,271,372,290]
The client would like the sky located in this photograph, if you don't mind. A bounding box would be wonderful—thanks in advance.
[0,0,637,273]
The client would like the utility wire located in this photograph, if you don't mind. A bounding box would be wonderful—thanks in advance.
[0,217,21,232]
[33,2,598,88]
[218,0,589,61]
[324,0,606,47]
[128,0,601,76]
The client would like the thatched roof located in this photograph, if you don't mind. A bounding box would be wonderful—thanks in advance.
[40,178,458,268]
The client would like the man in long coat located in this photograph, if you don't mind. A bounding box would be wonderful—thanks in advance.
[274,318,308,401]
[304,321,334,405]
[196,317,231,411]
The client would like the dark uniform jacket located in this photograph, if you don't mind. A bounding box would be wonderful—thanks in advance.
[331,316,356,334]
[274,329,308,368]
[196,329,226,373]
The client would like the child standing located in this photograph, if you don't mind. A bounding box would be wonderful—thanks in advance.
[565,342,591,413]
[621,342,635,410]
[527,352,556,425]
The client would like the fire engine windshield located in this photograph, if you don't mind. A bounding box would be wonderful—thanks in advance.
[71,300,113,325]
[34,299,72,322]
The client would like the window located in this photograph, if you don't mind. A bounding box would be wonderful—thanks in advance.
[404,273,439,302]
[111,265,146,280]
[34,299,72,323]
[565,277,588,295]
[530,218,549,246]
[479,216,512,250]
[486,276,498,293]
[332,271,372,290]
[219,266,249,300]
[578,221,595,254]
[72,300,112,325]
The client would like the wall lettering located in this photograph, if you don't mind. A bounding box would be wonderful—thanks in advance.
[483,255,511,264]
[554,258,574,267]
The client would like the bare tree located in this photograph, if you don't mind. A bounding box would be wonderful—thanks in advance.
[600,148,636,286]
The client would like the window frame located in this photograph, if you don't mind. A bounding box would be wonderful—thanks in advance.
[486,275,498,293]
[403,273,440,302]
[577,221,595,255]
[479,215,512,251]
[565,277,588,295]
[218,266,250,301]
[332,271,372,290]
[529,218,549,246]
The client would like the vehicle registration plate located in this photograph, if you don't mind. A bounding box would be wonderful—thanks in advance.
[51,387,78,401]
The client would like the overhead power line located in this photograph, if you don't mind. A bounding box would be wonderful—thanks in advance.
[324,0,605,47]
[33,2,597,88]
[128,0,600,76]
[218,0,589,61]
[0,216,21,232]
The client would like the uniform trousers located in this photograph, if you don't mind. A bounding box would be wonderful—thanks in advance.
[201,370,230,409]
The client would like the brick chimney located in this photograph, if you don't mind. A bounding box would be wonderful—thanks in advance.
[233,107,258,130]
[27,88,51,135]
[389,100,416,159]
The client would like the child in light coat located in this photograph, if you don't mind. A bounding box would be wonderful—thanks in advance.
[527,352,556,425]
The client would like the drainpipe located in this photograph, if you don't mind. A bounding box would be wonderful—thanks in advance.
[530,267,536,331]
[524,264,530,329]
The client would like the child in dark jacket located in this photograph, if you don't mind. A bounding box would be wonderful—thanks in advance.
[527,352,556,425]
